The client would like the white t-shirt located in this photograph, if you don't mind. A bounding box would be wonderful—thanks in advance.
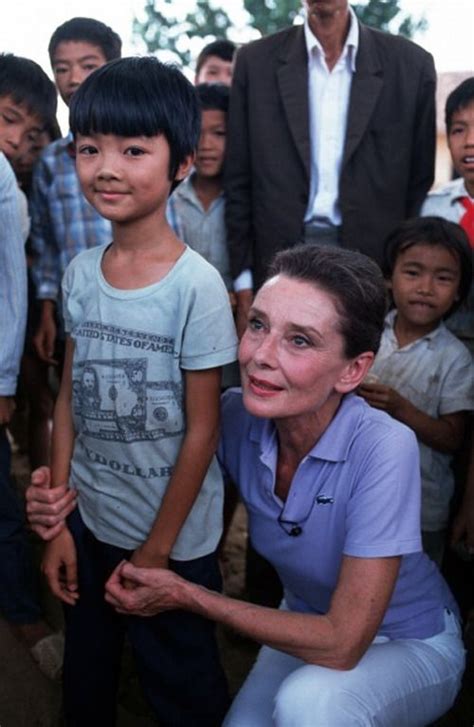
[62,244,238,558]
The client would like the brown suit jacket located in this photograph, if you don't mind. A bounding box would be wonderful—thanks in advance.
[224,22,436,288]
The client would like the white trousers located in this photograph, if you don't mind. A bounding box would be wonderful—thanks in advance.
[223,610,465,727]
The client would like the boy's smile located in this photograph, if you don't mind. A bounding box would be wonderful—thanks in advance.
[448,100,474,196]
[0,95,43,162]
[390,243,461,338]
[76,132,191,226]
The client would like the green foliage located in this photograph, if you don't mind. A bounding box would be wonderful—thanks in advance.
[353,0,427,37]
[134,0,427,68]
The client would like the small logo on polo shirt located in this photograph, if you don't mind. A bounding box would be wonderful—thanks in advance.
[316,495,334,505]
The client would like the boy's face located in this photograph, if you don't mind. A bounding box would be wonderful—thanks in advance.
[195,109,226,180]
[195,56,233,86]
[75,132,192,226]
[52,41,108,106]
[390,243,461,335]
[448,100,474,197]
[0,95,43,163]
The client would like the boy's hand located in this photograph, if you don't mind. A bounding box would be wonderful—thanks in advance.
[34,305,58,365]
[235,289,253,339]
[42,528,79,605]
[0,396,15,425]
[25,466,77,541]
[358,382,406,418]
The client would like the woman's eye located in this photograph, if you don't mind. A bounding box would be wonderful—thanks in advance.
[248,317,264,331]
[292,335,311,348]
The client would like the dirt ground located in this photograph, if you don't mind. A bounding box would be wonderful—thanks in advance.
[6,447,474,727]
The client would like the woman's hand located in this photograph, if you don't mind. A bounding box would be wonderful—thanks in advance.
[25,466,77,540]
[42,528,79,605]
[105,561,187,616]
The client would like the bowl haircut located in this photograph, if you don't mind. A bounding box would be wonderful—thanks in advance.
[69,56,200,184]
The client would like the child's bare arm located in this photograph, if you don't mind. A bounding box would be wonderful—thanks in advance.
[358,381,466,454]
[130,367,222,569]
[42,336,79,603]
[50,336,75,487]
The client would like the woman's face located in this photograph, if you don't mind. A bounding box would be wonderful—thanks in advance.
[239,275,359,423]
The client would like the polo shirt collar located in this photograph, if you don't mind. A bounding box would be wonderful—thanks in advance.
[249,392,365,464]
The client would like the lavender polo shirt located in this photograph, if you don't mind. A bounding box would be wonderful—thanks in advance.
[218,390,458,639]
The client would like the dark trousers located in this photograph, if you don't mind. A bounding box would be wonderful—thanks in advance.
[63,509,230,727]
[0,427,41,623]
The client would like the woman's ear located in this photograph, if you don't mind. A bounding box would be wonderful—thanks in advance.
[335,352,375,394]
[175,152,195,182]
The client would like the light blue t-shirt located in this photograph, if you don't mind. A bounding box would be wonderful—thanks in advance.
[218,390,458,640]
[63,244,238,558]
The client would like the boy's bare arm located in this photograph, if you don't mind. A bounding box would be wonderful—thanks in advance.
[50,336,75,487]
[130,367,222,569]
[358,382,466,454]
[42,336,79,603]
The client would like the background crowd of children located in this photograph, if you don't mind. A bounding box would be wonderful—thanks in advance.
[0,10,473,725]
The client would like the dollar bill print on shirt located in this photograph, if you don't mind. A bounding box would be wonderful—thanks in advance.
[72,321,184,443]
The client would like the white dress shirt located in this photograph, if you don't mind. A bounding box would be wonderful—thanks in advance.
[304,7,359,226]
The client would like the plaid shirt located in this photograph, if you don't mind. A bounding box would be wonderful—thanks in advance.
[30,133,111,302]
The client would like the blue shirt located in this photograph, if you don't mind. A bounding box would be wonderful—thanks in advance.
[0,153,27,396]
[29,134,112,302]
[218,390,458,639]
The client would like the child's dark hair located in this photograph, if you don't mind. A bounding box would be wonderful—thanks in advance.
[383,217,472,316]
[195,39,236,75]
[70,56,200,185]
[0,53,57,126]
[445,77,474,132]
[196,83,229,114]
[48,17,122,63]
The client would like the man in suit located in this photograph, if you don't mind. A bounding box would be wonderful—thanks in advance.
[225,0,436,333]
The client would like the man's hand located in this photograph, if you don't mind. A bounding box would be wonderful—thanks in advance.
[0,396,15,425]
[235,288,253,339]
[34,302,57,364]
[42,528,79,605]
[358,382,407,419]
[26,466,77,540]
[105,561,187,616]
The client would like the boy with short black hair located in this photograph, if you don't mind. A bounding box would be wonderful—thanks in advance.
[42,56,236,725]
[0,52,61,676]
[168,83,239,388]
[195,38,235,85]
[359,217,474,565]
[31,17,122,369]
[421,77,474,352]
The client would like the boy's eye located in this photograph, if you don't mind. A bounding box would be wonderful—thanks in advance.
[125,147,145,157]
[82,64,99,72]
[1,113,16,125]
[77,145,98,155]
[53,66,68,75]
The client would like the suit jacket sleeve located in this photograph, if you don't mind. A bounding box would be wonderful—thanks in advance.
[406,52,436,216]
[224,47,255,280]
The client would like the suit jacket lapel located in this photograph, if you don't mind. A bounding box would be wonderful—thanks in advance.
[343,23,383,166]
[277,27,311,180]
